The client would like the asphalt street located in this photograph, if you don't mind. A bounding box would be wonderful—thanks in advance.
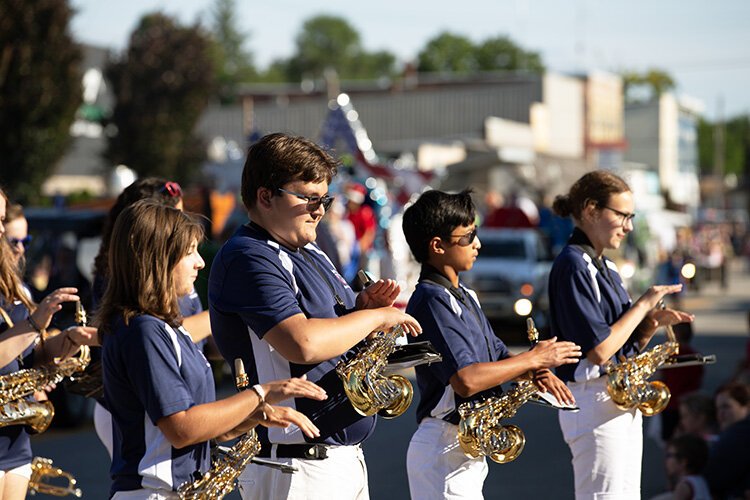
[31,260,750,499]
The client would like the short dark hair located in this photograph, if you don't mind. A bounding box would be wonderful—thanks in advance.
[715,382,750,406]
[402,189,475,263]
[241,133,339,211]
[668,434,709,474]
[552,170,631,220]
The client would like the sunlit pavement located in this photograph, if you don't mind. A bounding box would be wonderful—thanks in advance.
[30,259,750,499]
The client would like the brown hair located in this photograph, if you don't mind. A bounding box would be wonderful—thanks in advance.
[241,133,339,211]
[92,177,182,282]
[0,188,33,312]
[95,200,203,334]
[715,382,750,407]
[552,170,631,221]
[5,202,24,224]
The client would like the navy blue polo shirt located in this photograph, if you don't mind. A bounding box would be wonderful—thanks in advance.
[406,276,510,425]
[0,300,34,470]
[549,228,640,383]
[102,315,214,494]
[208,222,376,446]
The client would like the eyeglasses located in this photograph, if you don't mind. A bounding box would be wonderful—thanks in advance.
[449,227,478,247]
[601,205,636,227]
[277,188,334,212]
[160,181,183,198]
[7,235,32,248]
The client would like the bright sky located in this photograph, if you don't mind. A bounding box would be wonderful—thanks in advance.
[71,0,750,120]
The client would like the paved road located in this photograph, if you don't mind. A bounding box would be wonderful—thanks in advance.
[31,261,750,499]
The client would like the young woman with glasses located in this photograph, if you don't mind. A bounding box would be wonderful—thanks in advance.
[548,170,694,499]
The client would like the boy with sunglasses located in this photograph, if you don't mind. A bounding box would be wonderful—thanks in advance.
[209,133,421,500]
[401,189,580,500]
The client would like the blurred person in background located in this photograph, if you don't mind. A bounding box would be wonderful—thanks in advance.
[0,187,98,500]
[651,434,710,500]
[345,183,376,272]
[659,322,705,442]
[548,170,693,500]
[703,383,750,499]
[677,392,717,444]
[97,200,325,499]
[88,177,214,459]
[714,382,750,432]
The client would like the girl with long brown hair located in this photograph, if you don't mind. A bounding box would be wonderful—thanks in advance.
[0,187,97,500]
[97,200,325,499]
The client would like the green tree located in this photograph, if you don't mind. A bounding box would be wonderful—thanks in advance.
[476,36,544,73]
[698,115,750,176]
[0,0,81,202]
[106,13,214,183]
[622,68,676,103]
[208,0,256,102]
[417,32,477,73]
[417,32,544,75]
[273,14,396,82]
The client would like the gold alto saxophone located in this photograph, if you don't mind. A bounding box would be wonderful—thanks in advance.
[457,318,541,464]
[0,302,91,433]
[336,324,413,418]
[177,359,261,500]
[27,457,82,497]
[604,301,679,416]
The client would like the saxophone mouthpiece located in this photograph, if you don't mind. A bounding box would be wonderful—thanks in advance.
[526,318,539,347]
[234,358,249,389]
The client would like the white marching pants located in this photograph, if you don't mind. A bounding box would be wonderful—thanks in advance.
[237,444,368,500]
[406,417,488,500]
[559,377,643,500]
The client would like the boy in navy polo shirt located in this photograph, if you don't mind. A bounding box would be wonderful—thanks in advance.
[209,133,421,500]
[402,189,581,500]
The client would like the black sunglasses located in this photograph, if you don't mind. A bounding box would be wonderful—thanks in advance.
[160,181,183,198]
[7,235,32,248]
[277,188,335,212]
[449,227,478,247]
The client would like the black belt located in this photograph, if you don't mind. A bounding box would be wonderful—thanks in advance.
[257,443,329,460]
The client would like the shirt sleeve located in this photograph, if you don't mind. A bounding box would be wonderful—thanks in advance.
[121,321,196,424]
[553,268,613,355]
[215,250,304,338]
[409,292,485,385]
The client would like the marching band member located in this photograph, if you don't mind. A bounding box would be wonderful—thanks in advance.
[548,170,693,499]
[97,200,325,499]
[401,189,580,499]
[208,133,421,500]
[0,187,97,500]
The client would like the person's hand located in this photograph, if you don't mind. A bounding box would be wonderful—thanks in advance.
[533,369,576,406]
[253,404,321,439]
[650,308,694,329]
[31,288,79,329]
[65,326,99,347]
[636,284,683,311]
[376,307,422,337]
[260,375,327,406]
[355,279,400,310]
[530,337,581,370]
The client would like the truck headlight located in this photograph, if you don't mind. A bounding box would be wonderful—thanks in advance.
[514,298,533,316]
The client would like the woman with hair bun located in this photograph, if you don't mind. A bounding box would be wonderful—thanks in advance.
[548,170,694,499]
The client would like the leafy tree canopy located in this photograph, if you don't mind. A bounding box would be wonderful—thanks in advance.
[0,0,81,203]
[417,32,544,74]
[698,114,750,177]
[271,14,397,82]
[105,12,214,183]
[622,68,676,103]
[208,0,256,102]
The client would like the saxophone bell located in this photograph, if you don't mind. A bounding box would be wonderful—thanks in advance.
[28,457,82,497]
